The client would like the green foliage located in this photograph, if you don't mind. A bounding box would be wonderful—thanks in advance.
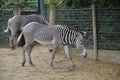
[0,42,9,48]
[0,0,5,10]
[66,0,92,8]
[22,0,38,11]
[64,0,120,8]
[95,0,120,8]
[4,0,26,8]
[44,0,63,5]
[0,0,38,11]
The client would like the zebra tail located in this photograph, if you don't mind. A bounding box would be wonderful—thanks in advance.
[4,21,10,33]
[17,32,23,44]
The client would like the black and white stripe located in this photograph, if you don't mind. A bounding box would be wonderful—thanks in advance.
[17,23,87,68]
[57,26,78,45]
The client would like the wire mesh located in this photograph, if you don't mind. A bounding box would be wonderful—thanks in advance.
[56,8,93,49]
[96,8,120,50]
[56,8,120,50]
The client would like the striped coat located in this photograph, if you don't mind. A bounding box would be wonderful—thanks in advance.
[18,22,87,70]
[4,14,50,49]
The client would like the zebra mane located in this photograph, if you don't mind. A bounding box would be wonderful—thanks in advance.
[60,25,81,33]
[59,25,87,38]
[60,25,76,31]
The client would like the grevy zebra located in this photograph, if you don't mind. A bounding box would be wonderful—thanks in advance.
[4,14,50,50]
[17,22,87,70]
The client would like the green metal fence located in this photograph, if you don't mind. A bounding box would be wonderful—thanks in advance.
[56,8,120,50]
[96,8,120,50]
[0,0,39,46]
[56,8,93,48]
[0,3,120,50]
[0,9,13,44]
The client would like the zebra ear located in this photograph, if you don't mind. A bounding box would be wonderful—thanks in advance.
[80,31,87,37]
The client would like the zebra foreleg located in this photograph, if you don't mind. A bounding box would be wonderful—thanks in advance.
[64,45,76,70]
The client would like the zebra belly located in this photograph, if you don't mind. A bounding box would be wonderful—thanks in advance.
[34,39,53,45]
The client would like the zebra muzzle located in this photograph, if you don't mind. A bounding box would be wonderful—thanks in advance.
[84,52,87,58]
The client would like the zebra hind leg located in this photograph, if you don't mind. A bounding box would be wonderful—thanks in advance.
[27,44,35,67]
[22,44,29,67]
[10,32,16,50]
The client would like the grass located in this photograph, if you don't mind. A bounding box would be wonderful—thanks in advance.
[0,42,9,48]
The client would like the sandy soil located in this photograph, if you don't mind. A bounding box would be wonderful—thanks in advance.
[0,46,120,80]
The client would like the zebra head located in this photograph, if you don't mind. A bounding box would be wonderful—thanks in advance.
[76,31,87,58]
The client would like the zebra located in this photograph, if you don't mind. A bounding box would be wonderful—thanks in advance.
[4,14,50,50]
[17,22,87,70]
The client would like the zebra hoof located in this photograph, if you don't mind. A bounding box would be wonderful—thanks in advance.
[49,49,53,52]
[10,47,16,50]
[71,65,77,70]
[21,63,25,67]
[50,64,55,69]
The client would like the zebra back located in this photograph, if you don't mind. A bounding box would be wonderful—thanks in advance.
[32,14,50,25]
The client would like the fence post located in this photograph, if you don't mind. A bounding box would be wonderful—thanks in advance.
[92,2,98,60]
[40,0,44,15]
[38,0,41,14]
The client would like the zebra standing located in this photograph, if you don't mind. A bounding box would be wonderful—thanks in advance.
[4,14,50,50]
[17,22,87,70]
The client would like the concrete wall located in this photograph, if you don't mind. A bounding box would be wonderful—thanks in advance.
[86,49,120,64]
[57,47,120,64]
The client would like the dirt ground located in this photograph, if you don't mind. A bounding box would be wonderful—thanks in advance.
[0,46,120,80]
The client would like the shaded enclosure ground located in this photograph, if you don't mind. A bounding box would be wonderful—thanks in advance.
[0,46,120,80]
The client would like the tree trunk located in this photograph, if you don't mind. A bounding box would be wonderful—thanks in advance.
[13,5,21,47]
[49,3,56,25]
[13,5,21,15]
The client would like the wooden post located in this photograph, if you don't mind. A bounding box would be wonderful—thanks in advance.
[13,5,21,15]
[92,2,98,60]
[13,5,21,47]
[49,3,56,25]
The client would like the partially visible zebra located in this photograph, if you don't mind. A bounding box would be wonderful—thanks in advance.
[4,14,50,50]
[17,22,87,70]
